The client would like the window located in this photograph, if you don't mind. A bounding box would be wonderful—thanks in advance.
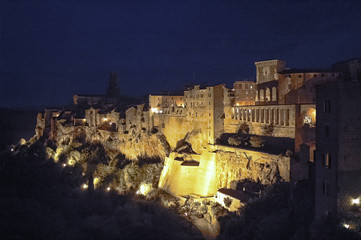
[325,125,329,137]
[314,74,317,77]
[323,153,331,168]
[323,99,331,113]
[311,149,316,163]
[322,181,330,196]
[298,74,302,78]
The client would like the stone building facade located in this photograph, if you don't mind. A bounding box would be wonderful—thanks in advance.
[233,81,256,106]
[315,81,361,221]
[255,60,286,105]
[184,84,225,145]
[278,70,342,105]
[149,93,184,114]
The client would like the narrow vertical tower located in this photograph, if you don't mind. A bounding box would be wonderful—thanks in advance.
[106,71,120,99]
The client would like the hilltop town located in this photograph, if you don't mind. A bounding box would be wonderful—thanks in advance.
[28,58,361,234]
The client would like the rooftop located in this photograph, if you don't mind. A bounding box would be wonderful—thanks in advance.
[279,68,340,74]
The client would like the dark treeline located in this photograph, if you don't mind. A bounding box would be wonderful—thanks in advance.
[0,108,38,151]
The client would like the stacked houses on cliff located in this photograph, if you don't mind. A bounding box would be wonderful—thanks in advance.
[35,58,361,221]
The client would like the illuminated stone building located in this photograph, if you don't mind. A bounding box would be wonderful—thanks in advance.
[255,60,286,105]
[233,81,256,106]
[35,58,361,202]
[184,84,225,145]
[315,81,361,221]
[149,92,184,114]
[278,69,342,105]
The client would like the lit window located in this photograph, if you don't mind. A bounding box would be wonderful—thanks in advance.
[323,153,331,168]
[352,198,360,205]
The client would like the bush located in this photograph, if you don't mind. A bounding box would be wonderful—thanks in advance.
[263,124,274,136]
[228,137,241,146]
[238,122,250,135]
[250,136,265,148]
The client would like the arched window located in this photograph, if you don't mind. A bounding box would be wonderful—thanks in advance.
[266,88,271,101]
[260,89,264,101]
[272,87,277,101]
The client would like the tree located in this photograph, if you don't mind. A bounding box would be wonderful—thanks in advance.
[263,124,274,136]
[179,196,201,234]
[238,122,250,135]
[224,197,233,208]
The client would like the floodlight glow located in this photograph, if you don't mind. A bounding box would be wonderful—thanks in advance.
[352,198,360,205]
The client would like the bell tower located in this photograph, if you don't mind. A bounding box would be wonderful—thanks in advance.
[106,71,120,98]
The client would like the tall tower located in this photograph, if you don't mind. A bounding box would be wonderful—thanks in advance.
[106,71,120,98]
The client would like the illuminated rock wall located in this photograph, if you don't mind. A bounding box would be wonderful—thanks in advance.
[215,145,290,188]
[158,151,218,196]
[159,145,290,197]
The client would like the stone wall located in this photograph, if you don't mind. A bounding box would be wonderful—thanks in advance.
[224,105,296,138]
[215,145,290,189]
[158,145,290,197]
[158,151,217,196]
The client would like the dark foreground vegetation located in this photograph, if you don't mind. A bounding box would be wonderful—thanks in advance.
[0,142,203,240]
[1,136,361,240]
[216,181,361,240]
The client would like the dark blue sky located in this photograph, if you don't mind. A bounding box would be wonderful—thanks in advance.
[1,0,361,108]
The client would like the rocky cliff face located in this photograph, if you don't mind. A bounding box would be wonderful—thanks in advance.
[215,145,290,189]
[53,121,171,161]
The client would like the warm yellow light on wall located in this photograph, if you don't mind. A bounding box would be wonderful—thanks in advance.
[151,108,160,113]
[351,198,360,205]
[94,177,100,187]
[343,223,350,229]
[103,118,108,122]
[136,183,151,195]
[82,184,88,190]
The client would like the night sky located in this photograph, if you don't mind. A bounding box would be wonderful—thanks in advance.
[1,0,361,108]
